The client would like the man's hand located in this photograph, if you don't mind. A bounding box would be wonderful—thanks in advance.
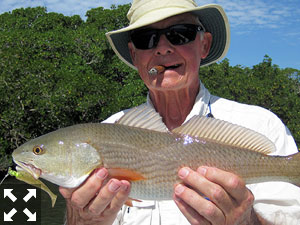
[174,166,258,225]
[59,168,131,225]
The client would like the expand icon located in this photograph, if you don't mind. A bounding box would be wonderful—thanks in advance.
[1,184,41,224]
[4,188,37,221]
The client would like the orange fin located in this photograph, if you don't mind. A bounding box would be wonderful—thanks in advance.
[108,168,146,181]
[125,198,142,207]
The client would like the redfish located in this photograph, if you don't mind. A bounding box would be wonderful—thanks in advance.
[12,106,300,206]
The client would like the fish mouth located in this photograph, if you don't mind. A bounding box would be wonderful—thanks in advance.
[14,160,42,179]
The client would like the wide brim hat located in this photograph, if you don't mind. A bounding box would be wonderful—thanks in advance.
[106,0,230,70]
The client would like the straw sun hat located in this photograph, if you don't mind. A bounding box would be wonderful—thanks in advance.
[106,0,230,69]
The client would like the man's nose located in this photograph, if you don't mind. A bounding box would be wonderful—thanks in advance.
[154,34,174,56]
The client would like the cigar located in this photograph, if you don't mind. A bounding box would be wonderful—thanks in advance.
[148,65,165,75]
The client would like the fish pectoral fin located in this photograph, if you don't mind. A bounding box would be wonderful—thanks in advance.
[125,198,142,207]
[116,105,168,133]
[108,168,146,181]
[172,116,276,155]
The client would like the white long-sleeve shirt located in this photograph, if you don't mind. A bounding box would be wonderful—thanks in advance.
[103,83,300,225]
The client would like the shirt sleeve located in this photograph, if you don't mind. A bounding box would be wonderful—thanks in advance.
[102,110,126,124]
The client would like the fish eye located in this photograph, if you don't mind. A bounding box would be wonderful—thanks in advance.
[33,146,45,155]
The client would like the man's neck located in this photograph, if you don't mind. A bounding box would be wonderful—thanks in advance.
[149,83,200,130]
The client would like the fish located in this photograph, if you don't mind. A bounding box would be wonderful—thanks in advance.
[12,105,300,206]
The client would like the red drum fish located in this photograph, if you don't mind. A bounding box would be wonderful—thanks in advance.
[12,106,300,206]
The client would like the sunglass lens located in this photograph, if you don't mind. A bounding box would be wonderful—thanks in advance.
[167,25,197,45]
[131,30,158,49]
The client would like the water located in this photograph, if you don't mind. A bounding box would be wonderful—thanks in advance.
[1,176,66,225]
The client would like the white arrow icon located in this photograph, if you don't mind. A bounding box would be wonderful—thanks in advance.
[23,208,36,221]
[4,208,17,221]
[23,189,36,202]
[4,189,17,202]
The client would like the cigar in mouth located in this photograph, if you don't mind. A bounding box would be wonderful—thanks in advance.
[148,65,165,75]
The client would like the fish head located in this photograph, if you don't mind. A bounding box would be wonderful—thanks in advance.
[12,128,102,188]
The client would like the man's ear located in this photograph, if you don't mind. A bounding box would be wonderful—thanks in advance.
[128,42,137,65]
[201,32,212,59]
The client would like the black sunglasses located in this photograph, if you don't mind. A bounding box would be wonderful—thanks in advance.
[130,24,204,50]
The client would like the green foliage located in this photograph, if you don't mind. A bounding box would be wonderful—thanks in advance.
[0,6,299,170]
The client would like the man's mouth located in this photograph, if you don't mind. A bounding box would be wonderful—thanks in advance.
[164,64,181,70]
[148,64,182,75]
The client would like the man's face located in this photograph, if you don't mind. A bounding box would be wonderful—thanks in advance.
[128,13,212,91]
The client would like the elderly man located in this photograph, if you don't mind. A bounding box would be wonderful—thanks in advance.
[60,0,300,224]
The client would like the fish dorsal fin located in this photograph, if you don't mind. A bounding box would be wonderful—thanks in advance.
[116,105,168,132]
[172,116,276,155]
